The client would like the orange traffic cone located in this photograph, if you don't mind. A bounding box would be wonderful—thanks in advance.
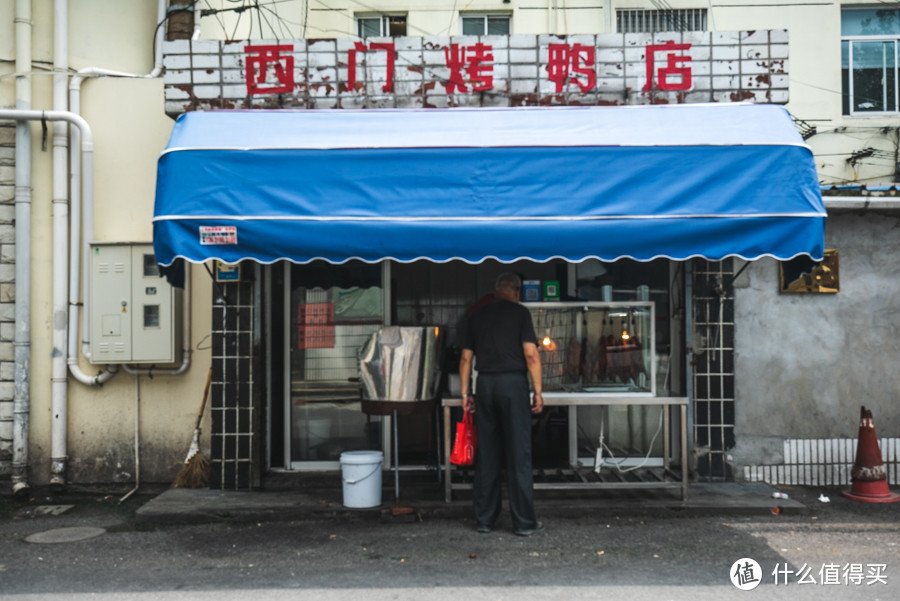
[842,406,900,503]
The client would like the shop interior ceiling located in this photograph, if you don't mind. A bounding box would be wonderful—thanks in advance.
[152,103,826,268]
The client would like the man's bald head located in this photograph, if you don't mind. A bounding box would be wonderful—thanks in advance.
[494,272,522,302]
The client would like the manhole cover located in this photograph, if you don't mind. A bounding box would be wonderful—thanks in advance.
[25,526,106,544]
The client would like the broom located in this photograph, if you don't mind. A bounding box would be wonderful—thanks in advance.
[172,365,213,488]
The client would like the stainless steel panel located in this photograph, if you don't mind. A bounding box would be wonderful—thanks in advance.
[359,326,444,402]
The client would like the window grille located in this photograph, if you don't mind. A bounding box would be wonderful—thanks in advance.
[211,278,257,489]
[692,259,735,481]
[617,8,707,33]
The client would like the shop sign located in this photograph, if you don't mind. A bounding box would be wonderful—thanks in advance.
[199,225,238,245]
[296,303,335,349]
[163,31,788,116]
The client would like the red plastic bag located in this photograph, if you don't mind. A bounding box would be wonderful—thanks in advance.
[450,410,477,466]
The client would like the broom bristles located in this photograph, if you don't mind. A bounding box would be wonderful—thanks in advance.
[174,365,213,489]
[172,450,210,488]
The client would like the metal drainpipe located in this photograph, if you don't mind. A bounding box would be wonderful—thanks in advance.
[11,0,33,498]
[0,109,94,490]
[51,0,120,492]
[49,0,70,492]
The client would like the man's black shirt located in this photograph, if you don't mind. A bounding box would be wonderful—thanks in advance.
[463,299,538,373]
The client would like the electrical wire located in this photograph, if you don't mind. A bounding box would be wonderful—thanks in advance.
[228,2,246,40]
[448,0,460,36]
[201,0,230,40]
[252,0,278,39]
[262,0,296,38]
[594,407,664,474]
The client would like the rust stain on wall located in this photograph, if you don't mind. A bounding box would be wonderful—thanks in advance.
[730,90,756,102]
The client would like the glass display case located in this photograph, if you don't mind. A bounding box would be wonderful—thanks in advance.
[525,302,656,396]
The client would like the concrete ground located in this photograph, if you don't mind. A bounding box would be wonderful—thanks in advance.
[135,477,807,525]
[1,476,897,601]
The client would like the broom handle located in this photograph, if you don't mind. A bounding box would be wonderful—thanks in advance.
[193,366,213,431]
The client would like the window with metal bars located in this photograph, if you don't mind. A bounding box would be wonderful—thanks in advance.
[692,259,735,481]
[617,8,707,33]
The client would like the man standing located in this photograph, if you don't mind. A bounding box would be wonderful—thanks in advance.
[459,273,544,536]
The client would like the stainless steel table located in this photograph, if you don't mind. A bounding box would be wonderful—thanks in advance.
[442,395,689,502]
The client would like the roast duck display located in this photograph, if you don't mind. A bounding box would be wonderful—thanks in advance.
[539,310,647,389]
[587,314,646,385]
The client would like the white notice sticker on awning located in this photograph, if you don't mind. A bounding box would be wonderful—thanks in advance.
[199,225,238,245]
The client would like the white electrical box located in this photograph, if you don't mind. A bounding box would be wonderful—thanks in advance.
[89,242,183,364]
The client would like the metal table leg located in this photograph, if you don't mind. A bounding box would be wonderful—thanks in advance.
[393,408,400,501]
[444,405,452,502]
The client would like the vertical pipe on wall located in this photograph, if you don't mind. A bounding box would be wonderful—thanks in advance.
[151,0,166,77]
[11,0,33,497]
[49,0,70,492]
[119,375,141,503]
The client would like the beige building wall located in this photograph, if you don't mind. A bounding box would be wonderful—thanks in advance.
[1,0,897,486]
[0,1,210,487]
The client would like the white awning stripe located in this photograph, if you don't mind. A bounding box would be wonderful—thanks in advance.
[154,212,827,223]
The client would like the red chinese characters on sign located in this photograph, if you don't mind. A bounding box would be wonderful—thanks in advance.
[643,41,693,91]
[244,44,295,95]
[547,44,596,93]
[240,40,697,99]
[347,42,396,93]
[444,43,495,93]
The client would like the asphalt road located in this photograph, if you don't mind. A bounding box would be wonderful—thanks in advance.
[0,484,897,600]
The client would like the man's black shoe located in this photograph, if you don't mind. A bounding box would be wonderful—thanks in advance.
[476,524,493,533]
[514,521,544,537]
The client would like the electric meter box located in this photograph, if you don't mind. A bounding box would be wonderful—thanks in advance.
[89,242,183,364]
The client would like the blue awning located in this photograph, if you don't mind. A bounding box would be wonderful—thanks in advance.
[153,103,826,266]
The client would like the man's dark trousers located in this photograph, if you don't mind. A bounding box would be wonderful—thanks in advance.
[472,371,538,531]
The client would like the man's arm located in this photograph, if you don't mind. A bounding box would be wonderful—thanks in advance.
[523,341,543,414]
[459,348,475,412]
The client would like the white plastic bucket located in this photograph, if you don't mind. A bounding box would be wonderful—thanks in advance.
[340,450,384,508]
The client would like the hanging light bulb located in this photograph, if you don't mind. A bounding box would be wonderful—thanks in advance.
[620,318,630,341]
[541,328,557,351]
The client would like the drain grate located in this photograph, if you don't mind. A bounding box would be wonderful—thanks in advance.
[33,505,74,516]
[16,505,75,519]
